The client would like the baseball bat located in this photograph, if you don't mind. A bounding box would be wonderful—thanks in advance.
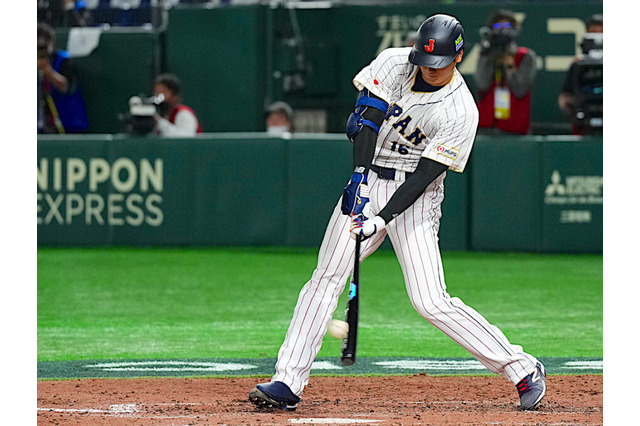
[341,235,361,366]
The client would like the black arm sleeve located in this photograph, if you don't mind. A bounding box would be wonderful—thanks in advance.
[352,127,377,170]
[377,157,449,223]
[352,92,387,170]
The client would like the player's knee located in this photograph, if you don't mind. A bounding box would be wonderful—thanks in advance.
[410,294,452,320]
[414,304,437,321]
[310,267,349,291]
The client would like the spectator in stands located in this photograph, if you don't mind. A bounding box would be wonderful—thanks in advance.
[265,101,294,136]
[557,14,603,135]
[153,73,203,137]
[474,9,537,135]
[37,22,89,134]
[65,0,93,27]
[38,0,66,27]
[37,0,92,27]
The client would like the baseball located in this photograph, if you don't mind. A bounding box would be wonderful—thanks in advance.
[327,319,349,339]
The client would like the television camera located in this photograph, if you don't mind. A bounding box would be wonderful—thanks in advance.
[119,93,165,134]
[569,33,603,135]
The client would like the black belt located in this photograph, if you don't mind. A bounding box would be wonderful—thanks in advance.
[369,165,412,181]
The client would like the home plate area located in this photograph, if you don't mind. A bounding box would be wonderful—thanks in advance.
[37,374,603,425]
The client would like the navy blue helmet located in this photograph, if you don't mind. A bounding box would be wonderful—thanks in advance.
[409,14,465,69]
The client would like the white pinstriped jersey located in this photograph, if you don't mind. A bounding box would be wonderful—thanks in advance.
[353,47,479,174]
[268,39,540,403]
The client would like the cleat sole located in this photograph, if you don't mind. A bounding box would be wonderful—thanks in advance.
[249,388,298,411]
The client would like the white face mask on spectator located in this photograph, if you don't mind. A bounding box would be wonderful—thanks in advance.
[267,125,291,135]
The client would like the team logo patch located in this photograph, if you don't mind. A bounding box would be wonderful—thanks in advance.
[424,39,435,53]
[433,144,460,160]
[455,34,463,51]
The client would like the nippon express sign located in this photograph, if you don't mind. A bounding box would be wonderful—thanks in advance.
[37,157,164,227]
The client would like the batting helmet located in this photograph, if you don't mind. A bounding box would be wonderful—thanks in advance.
[408,14,465,69]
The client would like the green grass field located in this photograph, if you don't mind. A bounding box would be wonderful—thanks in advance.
[37,247,602,362]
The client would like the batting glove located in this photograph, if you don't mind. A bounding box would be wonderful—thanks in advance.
[350,215,385,241]
[341,170,370,219]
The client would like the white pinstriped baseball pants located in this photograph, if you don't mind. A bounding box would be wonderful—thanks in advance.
[272,171,539,396]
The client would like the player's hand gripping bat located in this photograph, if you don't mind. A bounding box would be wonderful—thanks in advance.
[341,235,361,366]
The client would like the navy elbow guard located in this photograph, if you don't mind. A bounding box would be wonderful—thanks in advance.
[346,112,378,141]
[346,91,389,142]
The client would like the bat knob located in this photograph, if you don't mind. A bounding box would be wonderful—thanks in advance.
[340,356,356,366]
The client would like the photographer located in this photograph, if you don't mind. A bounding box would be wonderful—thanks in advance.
[474,10,537,135]
[558,14,603,135]
[37,22,88,134]
[152,73,202,137]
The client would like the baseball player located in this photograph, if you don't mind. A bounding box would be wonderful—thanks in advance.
[249,14,546,411]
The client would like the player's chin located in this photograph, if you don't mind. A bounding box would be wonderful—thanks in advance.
[423,71,445,86]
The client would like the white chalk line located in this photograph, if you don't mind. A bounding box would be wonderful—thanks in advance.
[37,402,208,419]
[38,407,110,414]
[85,360,257,372]
[37,403,387,424]
[289,419,382,424]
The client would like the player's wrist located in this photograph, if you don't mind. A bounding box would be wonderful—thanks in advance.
[371,215,385,227]
[350,215,385,241]
[377,211,392,224]
[341,168,371,217]
[350,168,368,184]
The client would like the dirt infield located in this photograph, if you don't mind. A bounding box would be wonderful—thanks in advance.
[38,375,602,425]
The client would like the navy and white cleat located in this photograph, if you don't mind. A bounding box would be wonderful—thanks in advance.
[249,381,300,411]
[516,362,547,410]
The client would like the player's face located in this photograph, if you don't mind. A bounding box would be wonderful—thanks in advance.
[420,51,463,86]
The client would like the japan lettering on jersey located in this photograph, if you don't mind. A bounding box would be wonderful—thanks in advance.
[352,47,479,174]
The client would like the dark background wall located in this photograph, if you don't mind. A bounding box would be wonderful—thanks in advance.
[52,1,603,134]
[42,1,603,253]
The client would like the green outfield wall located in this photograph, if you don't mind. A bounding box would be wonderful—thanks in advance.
[53,1,602,134]
[37,134,602,253]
